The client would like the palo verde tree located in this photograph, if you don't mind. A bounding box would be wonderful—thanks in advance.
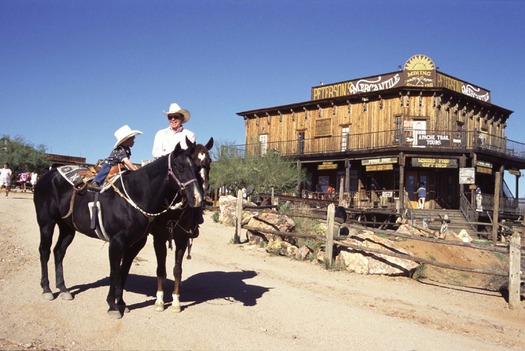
[210,141,305,196]
[0,135,48,174]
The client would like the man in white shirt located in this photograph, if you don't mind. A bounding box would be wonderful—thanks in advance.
[0,163,12,198]
[152,102,196,158]
[152,102,203,236]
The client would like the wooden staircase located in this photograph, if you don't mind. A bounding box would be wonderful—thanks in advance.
[407,208,478,238]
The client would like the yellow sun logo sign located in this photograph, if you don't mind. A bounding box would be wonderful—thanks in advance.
[404,54,435,71]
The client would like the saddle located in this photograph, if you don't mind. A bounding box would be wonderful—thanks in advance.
[57,164,127,191]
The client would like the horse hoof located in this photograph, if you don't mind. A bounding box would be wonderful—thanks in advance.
[154,303,165,312]
[108,310,123,320]
[59,291,74,301]
[171,305,181,313]
[123,307,130,314]
[42,292,54,301]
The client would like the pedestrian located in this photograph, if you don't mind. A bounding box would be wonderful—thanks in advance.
[1,163,13,198]
[30,171,38,191]
[89,125,142,191]
[475,186,483,212]
[18,171,29,192]
[417,182,426,209]
[152,102,195,158]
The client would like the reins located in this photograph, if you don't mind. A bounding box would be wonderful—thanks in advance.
[110,152,197,219]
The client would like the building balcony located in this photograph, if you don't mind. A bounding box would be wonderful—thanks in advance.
[238,129,525,163]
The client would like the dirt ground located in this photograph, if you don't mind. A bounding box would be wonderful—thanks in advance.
[1,191,524,350]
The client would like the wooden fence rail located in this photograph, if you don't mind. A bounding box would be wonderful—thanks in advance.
[234,195,523,309]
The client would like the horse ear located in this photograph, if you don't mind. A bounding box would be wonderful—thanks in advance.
[205,137,214,150]
[173,142,182,156]
[186,136,195,149]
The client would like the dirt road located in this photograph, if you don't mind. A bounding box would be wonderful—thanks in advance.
[0,192,524,350]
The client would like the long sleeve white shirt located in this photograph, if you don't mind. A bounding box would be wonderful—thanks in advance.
[152,127,196,158]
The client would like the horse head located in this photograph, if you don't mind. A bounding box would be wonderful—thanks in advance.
[192,137,214,193]
[169,139,203,208]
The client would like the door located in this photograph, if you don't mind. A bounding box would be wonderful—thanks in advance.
[413,120,426,147]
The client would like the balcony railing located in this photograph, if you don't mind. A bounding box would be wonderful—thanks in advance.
[237,129,525,161]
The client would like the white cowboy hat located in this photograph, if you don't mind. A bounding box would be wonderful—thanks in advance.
[163,102,191,123]
[113,125,142,148]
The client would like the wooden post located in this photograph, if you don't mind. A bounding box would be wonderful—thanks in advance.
[325,204,335,269]
[492,171,501,245]
[271,187,275,206]
[234,189,243,244]
[508,231,521,309]
[338,176,344,206]
[398,152,405,214]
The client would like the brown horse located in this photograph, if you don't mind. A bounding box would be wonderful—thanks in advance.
[150,137,213,312]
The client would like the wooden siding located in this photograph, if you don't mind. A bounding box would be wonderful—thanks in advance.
[244,89,511,156]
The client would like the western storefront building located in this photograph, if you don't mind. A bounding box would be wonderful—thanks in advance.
[236,55,525,218]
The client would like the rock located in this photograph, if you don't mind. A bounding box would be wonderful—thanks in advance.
[336,232,419,275]
[218,195,258,226]
[457,229,473,243]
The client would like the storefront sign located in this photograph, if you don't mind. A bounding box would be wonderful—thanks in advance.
[436,73,490,102]
[366,164,394,172]
[476,160,493,169]
[315,118,332,137]
[459,167,475,184]
[416,134,451,146]
[476,166,492,174]
[412,158,458,168]
[318,162,338,170]
[361,157,398,165]
[311,72,402,100]
[310,55,491,103]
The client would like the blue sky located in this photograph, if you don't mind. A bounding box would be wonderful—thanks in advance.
[2,1,525,193]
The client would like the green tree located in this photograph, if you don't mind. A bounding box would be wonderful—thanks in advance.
[210,141,305,196]
[0,135,48,174]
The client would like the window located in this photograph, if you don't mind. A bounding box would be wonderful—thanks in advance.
[259,134,268,156]
[297,131,305,154]
[341,127,349,151]
[394,116,402,144]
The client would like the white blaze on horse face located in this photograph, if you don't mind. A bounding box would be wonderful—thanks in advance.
[199,168,208,189]
[197,152,206,162]
[197,151,209,190]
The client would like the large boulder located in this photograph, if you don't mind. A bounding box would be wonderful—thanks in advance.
[218,195,258,227]
[335,231,419,275]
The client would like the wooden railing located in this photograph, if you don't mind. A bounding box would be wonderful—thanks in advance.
[233,193,523,309]
[237,129,525,161]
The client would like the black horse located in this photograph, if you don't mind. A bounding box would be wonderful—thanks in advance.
[149,138,213,312]
[34,141,203,319]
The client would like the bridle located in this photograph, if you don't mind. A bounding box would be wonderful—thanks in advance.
[113,152,198,219]
[167,152,199,190]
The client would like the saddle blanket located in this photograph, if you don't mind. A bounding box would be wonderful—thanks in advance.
[57,165,119,192]
[57,165,90,186]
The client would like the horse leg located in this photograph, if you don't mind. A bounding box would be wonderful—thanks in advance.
[107,238,125,319]
[153,234,168,312]
[171,236,188,313]
[38,221,56,300]
[53,222,76,300]
[119,235,148,314]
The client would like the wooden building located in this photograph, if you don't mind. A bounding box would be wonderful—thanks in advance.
[237,54,525,217]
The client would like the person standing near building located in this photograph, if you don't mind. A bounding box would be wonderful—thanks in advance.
[1,163,13,198]
[18,171,29,192]
[30,171,38,192]
[417,182,426,209]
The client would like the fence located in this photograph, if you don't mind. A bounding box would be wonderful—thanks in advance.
[232,190,522,309]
